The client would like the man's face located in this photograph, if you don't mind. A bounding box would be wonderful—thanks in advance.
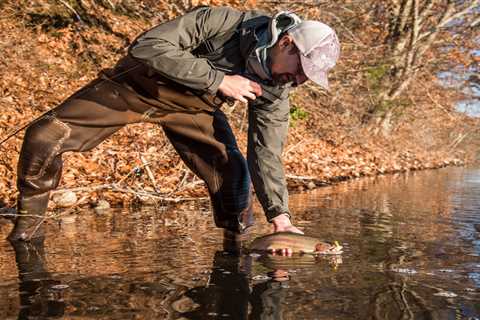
[270,35,308,87]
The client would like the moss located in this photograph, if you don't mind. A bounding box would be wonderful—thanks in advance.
[368,97,411,119]
[366,64,389,90]
[364,63,411,117]
[289,105,309,127]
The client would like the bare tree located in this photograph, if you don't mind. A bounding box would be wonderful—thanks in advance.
[368,0,479,133]
[386,0,479,99]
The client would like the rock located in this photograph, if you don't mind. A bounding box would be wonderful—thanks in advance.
[307,181,316,190]
[139,195,157,205]
[171,296,199,313]
[474,224,480,232]
[94,200,110,213]
[52,191,77,207]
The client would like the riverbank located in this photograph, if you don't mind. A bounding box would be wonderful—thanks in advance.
[0,0,476,211]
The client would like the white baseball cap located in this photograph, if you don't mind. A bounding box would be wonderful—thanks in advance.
[288,21,340,89]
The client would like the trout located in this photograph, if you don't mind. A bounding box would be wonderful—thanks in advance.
[249,232,343,254]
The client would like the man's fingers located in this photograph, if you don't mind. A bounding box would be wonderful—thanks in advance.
[218,75,263,102]
[234,90,256,103]
[243,91,257,100]
[249,82,263,96]
[235,94,248,104]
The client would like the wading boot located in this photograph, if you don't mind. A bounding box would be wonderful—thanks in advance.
[222,197,255,254]
[237,196,254,234]
[8,192,49,242]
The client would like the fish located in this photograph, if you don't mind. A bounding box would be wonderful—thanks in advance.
[249,232,343,255]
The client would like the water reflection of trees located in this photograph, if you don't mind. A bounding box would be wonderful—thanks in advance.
[285,168,473,319]
[289,169,457,244]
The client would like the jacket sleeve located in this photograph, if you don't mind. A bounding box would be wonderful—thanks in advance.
[128,6,243,94]
[247,96,290,222]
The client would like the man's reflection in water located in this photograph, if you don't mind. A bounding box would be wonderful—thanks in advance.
[249,270,289,320]
[177,233,344,319]
[177,233,294,320]
[10,239,65,319]
[178,233,252,319]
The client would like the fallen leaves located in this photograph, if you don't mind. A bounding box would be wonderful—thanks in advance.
[0,0,475,210]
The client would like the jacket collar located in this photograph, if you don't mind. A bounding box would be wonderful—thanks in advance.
[240,12,302,84]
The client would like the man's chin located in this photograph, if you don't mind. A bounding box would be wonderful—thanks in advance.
[272,75,289,86]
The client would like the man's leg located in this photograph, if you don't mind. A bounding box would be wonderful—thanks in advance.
[9,79,146,241]
[161,110,254,234]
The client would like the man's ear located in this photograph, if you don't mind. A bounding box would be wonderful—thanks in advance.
[279,34,294,49]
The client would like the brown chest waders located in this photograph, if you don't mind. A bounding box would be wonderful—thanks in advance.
[8,57,253,241]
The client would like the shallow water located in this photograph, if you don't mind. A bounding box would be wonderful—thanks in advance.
[0,167,479,319]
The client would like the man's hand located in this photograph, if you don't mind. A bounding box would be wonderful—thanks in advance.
[218,75,262,103]
[270,214,303,256]
[272,213,303,234]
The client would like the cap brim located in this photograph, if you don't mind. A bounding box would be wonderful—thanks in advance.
[300,54,329,89]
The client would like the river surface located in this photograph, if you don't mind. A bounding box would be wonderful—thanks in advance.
[0,167,479,319]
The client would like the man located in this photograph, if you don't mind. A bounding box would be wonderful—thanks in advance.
[8,6,340,242]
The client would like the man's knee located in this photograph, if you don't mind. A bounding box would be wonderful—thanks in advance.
[211,148,255,233]
[218,148,251,213]
[18,116,70,194]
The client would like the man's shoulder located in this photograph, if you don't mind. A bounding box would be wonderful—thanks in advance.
[242,9,271,28]
[194,6,271,27]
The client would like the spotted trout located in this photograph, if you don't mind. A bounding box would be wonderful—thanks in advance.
[249,232,343,254]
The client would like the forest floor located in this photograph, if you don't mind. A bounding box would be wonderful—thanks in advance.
[0,0,477,213]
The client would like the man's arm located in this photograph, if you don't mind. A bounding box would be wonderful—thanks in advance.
[129,6,243,94]
[247,96,302,233]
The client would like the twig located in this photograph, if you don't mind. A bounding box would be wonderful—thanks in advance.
[239,105,248,132]
[165,168,189,197]
[0,102,58,150]
[26,216,46,240]
[116,163,147,185]
[0,213,48,219]
[284,138,313,156]
[140,155,159,192]
[419,83,457,120]
[53,184,111,194]
[449,132,470,151]
[58,0,84,24]
[286,174,320,181]
[323,11,366,47]
[262,0,329,6]
[53,184,208,203]
[110,185,208,202]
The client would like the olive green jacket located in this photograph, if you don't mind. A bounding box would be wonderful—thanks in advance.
[129,6,292,221]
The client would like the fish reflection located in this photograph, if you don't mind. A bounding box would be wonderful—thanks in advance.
[255,253,343,272]
[9,238,66,319]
